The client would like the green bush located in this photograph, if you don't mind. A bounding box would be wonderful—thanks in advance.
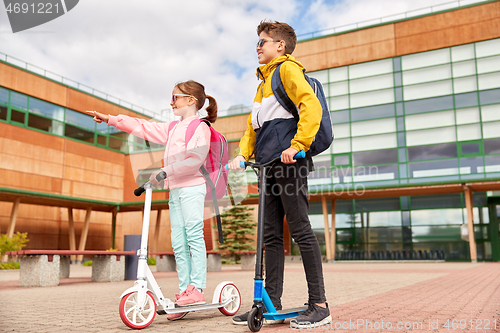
[0,262,20,269]
[148,257,156,266]
[82,260,92,266]
[0,232,29,257]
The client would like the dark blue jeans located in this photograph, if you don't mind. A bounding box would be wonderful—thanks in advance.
[263,158,326,309]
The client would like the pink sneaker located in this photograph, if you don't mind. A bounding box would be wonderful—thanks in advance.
[167,311,187,321]
[175,285,205,306]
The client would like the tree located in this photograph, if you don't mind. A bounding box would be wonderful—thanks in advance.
[216,205,256,263]
[0,232,29,260]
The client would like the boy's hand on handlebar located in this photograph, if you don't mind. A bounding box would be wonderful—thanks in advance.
[228,155,246,171]
[281,147,299,164]
[86,110,109,123]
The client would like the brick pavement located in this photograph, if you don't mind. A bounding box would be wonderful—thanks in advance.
[0,262,498,333]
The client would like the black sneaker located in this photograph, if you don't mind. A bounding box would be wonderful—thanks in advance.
[232,310,284,325]
[290,303,332,329]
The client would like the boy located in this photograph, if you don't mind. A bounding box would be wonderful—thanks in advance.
[228,20,332,329]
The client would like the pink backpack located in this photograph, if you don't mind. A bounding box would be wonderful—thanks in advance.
[168,118,229,243]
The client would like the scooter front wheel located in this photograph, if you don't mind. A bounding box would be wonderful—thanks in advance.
[119,291,156,329]
[218,283,241,316]
[248,307,263,332]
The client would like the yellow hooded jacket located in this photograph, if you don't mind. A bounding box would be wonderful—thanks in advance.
[239,55,322,163]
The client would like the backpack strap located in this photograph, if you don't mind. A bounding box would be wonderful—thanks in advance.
[271,62,300,122]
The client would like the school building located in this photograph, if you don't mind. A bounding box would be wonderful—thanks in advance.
[1,0,499,262]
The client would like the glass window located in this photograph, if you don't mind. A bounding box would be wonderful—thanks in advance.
[331,166,352,183]
[460,143,480,155]
[453,77,477,94]
[348,58,393,79]
[10,109,25,124]
[396,102,403,115]
[395,87,403,102]
[29,98,64,120]
[398,132,405,146]
[481,104,500,122]
[350,164,397,182]
[409,159,459,178]
[455,92,478,108]
[406,126,456,146]
[331,110,349,123]
[0,105,7,121]
[393,57,401,72]
[352,148,397,166]
[399,164,407,178]
[484,155,500,172]
[399,148,407,162]
[411,209,463,225]
[0,87,8,104]
[351,133,397,152]
[412,225,461,242]
[365,212,402,227]
[451,44,475,62]
[482,121,500,139]
[333,123,350,138]
[460,157,483,173]
[479,89,500,105]
[109,135,128,153]
[397,117,404,131]
[334,155,350,165]
[457,124,481,141]
[405,110,454,131]
[332,138,350,154]
[411,194,463,209]
[478,72,500,90]
[27,113,63,134]
[394,72,402,86]
[328,67,348,82]
[65,109,95,131]
[351,118,395,137]
[404,95,453,114]
[96,121,108,134]
[402,64,451,85]
[350,103,394,121]
[328,81,348,97]
[402,49,450,70]
[350,88,394,108]
[475,38,500,58]
[456,107,479,124]
[64,123,95,143]
[349,74,393,94]
[403,80,452,101]
[452,60,476,78]
[477,55,500,74]
[10,91,27,110]
[355,197,400,212]
[408,143,457,161]
[307,70,328,84]
[329,95,349,111]
[484,138,500,155]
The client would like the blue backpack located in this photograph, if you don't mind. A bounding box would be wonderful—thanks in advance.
[271,62,334,156]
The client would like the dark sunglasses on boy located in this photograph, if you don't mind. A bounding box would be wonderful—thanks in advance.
[256,38,282,48]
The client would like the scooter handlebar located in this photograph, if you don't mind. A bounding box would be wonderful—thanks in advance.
[225,151,305,170]
[134,171,167,196]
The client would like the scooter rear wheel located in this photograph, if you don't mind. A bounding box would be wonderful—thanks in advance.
[119,291,156,329]
[248,307,263,332]
[218,283,241,316]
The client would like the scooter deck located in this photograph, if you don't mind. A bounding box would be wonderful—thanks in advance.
[156,297,236,315]
[263,306,308,320]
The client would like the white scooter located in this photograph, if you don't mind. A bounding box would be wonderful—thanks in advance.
[119,178,241,329]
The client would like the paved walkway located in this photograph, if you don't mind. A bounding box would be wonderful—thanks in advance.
[1,262,499,332]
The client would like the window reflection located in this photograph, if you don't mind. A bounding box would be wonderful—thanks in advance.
[0,87,8,104]
[350,103,394,121]
[29,98,64,120]
[0,105,7,121]
[404,95,453,114]
[411,209,464,225]
[10,92,27,110]
[484,138,500,155]
[353,148,397,166]
[408,143,457,161]
[409,159,459,178]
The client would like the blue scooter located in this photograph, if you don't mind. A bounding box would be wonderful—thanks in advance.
[227,151,307,332]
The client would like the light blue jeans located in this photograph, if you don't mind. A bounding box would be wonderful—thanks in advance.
[169,183,207,293]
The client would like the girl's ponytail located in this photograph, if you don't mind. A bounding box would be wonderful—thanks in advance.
[205,95,218,123]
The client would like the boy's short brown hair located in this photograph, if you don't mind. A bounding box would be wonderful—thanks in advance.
[257,20,296,55]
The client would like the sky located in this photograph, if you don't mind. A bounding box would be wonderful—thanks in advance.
[0,0,480,119]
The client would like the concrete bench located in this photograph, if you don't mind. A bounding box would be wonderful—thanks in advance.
[6,250,134,287]
[151,250,229,272]
[235,251,257,271]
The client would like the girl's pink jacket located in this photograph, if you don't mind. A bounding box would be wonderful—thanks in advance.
[108,115,211,190]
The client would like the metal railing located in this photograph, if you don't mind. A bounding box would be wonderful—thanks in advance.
[0,51,163,121]
[297,0,489,40]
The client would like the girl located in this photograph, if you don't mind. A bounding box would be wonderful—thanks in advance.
[87,80,217,321]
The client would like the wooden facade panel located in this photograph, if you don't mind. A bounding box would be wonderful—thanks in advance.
[0,122,65,151]
[0,153,63,179]
[0,62,67,107]
[213,114,250,141]
[0,169,62,193]
[395,2,500,38]
[63,181,123,202]
[64,139,124,165]
[396,18,500,55]
[0,137,64,164]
